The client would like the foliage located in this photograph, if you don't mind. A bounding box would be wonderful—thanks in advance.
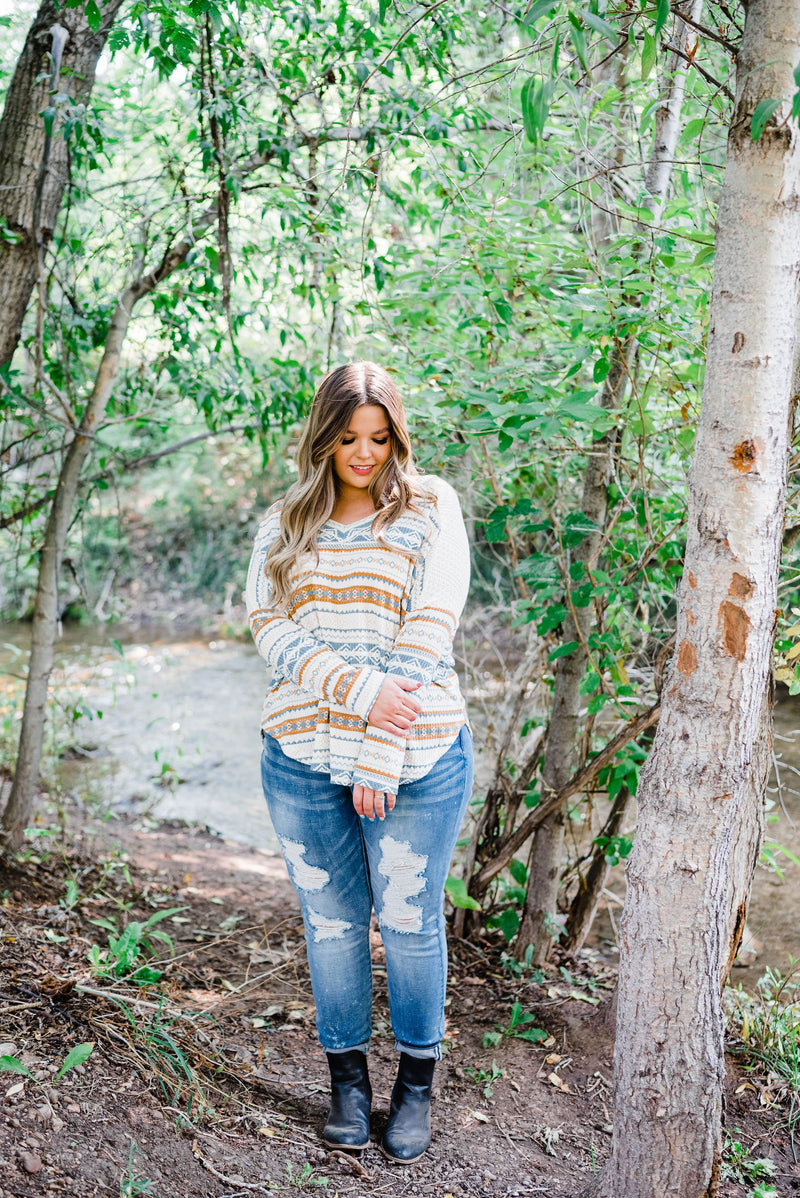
[1,0,797,939]
[721,1131,777,1198]
[482,1000,548,1047]
[726,963,800,1149]
[88,906,187,983]
[0,1042,95,1084]
[465,1059,504,1098]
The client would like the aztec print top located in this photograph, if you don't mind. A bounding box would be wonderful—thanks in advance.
[246,474,470,794]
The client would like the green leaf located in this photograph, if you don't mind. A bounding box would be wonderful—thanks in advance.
[494,297,513,324]
[569,22,589,73]
[537,604,567,635]
[41,106,56,139]
[378,0,389,21]
[521,77,537,142]
[516,1026,548,1042]
[141,906,188,930]
[85,0,102,32]
[577,9,617,40]
[548,640,581,661]
[681,117,706,143]
[654,0,670,37]
[521,74,555,144]
[0,1056,33,1078]
[509,858,528,886]
[55,1042,94,1083]
[641,31,656,81]
[521,0,558,28]
[445,876,481,910]
[564,511,599,539]
[751,98,781,141]
[517,553,561,586]
[488,908,520,942]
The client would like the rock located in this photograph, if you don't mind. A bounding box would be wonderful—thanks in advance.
[20,1152,42,1174]
[0,1043,16,1056]
[50,1116,64,1133]
[34,1105,52,1125]
[66,1104,80,1114]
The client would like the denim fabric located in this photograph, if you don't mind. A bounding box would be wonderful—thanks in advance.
[260,724,474,1060]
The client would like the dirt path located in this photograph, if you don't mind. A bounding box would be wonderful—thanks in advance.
[1,807,796,1198]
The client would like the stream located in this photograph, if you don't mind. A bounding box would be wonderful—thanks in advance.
[1,623,798,991]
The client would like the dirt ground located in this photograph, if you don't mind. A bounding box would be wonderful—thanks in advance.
[1,802,798,1198]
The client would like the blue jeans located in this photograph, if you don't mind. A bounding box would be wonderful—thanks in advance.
[260,724,474,1060]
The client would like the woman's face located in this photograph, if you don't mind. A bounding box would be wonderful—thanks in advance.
[332,404,391,496]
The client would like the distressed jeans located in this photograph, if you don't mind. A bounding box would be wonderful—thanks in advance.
[260,724,474,1060]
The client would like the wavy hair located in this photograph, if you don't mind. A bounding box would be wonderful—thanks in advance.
[265,361,434,610]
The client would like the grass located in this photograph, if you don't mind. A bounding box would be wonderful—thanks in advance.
[726,961,800,1158]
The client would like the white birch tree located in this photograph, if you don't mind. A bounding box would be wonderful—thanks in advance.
[586,0,800,1191]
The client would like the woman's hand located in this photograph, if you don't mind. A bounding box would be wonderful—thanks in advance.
[366,675,422,736]
[352,784,396,821]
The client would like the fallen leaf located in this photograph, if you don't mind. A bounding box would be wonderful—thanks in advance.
[568,989,601,1005]
[545,1053,563,1065]
[735,1082,756,1094]
[257,1127,276,1137]
[5,1082,25,1097]
[469,1109,490,1123]
[548,1072,570,1094]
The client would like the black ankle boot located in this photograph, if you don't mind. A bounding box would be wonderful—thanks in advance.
[380,1053,435,1163]
[322,1050,372,1150]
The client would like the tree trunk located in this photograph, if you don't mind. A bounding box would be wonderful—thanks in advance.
[516,2,702,961]
[599,1,800,1190]
[0,0,124,367]
[564,784,632,954]
[516,390,623,958]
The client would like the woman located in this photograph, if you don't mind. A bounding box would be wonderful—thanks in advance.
[246,361,473,1163]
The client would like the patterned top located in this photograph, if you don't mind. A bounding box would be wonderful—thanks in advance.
[246,474,470,793]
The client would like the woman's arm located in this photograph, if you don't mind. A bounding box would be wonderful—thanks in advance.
[351,478,471,799]
[246,506,385,721]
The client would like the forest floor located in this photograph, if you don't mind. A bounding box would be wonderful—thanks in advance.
[1,799,798,1198]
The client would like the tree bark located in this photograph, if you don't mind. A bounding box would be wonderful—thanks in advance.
[564,784,632,953]
[598,1,800,1191]
[0,0,124,367]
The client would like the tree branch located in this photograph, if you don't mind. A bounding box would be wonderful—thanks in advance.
[0,426,251,530]
[474,702,661,890]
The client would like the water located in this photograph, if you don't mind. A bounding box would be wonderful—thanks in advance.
[1,624,278,851]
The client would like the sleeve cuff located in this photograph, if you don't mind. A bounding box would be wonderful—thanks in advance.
[345,668,385,721]
[352,727,406,793]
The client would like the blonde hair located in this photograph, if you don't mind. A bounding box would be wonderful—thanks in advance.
[265,361,433,609]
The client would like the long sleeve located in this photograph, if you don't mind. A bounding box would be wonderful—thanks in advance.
[352,478,471,792]
[246,505,385,722]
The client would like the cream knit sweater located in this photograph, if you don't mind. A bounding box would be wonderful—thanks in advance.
[246,474,470,793]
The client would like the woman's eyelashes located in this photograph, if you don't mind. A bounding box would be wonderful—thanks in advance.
[340,437,389,446]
